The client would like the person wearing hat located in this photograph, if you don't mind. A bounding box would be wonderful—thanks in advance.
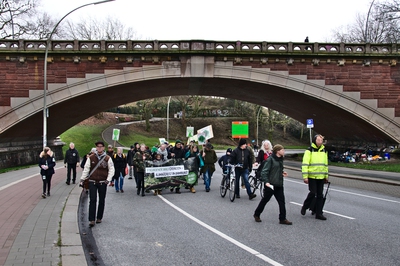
[200,142,218,192]
[253,144,292,225]
[300,134,329,220]
[230,139,257,200]
[80,141,115,227]
[167,139,187,193]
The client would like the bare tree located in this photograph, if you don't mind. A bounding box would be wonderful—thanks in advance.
[62,16,138,40]
[137,99,157,132]
[332,1,400,43]
[0,0,44,39]
[174,95,195,127]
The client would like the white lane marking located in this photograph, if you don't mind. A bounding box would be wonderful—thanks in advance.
[290,202,355,220]
[285,179,400,204]
[0,166,65,192]
[158,195,284,266]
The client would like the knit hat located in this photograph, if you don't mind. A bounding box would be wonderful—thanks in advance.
[238,139,247,147]
[273,144,284,154]
[205,143,212,149]
[95,141,104,146]
[226,148,232,153]
[175,139,182,144]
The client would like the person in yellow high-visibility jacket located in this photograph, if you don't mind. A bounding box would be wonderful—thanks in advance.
[301,134,329,220]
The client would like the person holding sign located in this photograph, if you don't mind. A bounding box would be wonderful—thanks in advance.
[200,143,218,192]
[253,145,292,225]
[133,144,152,196]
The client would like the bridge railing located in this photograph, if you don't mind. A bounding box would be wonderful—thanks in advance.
[0,39,398,54]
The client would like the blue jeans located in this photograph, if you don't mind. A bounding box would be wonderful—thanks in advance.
[235,168,252,196]
[115,173,124,191]
[203,169,213,190]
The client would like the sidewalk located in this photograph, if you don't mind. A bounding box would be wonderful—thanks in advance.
[1,160,399,266]
[0,163,85,266]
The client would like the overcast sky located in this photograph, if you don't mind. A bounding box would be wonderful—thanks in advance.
[39,0,372,42]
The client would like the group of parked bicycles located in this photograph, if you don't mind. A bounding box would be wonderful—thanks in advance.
[219,163,264,202]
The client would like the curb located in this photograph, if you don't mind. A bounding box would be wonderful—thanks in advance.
[61,185,87,265]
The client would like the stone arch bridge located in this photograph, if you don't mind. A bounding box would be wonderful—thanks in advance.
[0,39,400,166]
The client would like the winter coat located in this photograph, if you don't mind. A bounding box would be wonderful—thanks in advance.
[64,148,80,164]
[133,151,152,172]
[112,153,127,179]
[200,149,218,174]
[301,143,328,180]
[39,150,56,176]
[230,146,253,170]
[260,154,284,187]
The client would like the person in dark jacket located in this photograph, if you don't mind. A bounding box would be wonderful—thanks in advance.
[80,141,115,227]
[218,148,232,174]
[133,144,152,196]
[126,145,135,180]
[39,147,56,198]
[230,139,257,200]
[168,139,186,193]
[200,143,218,192]
[112,147,127,193]
[64,142,80,185]
[253,144,292,225]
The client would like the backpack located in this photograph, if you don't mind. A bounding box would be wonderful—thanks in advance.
[256,159,268,179]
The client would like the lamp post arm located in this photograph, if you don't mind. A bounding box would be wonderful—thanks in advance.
[43,0,115,148]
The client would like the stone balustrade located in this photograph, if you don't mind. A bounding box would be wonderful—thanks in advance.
[0,39,398,55]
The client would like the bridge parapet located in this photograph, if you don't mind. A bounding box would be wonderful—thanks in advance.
[0,40,398,55]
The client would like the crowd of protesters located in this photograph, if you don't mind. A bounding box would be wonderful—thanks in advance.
[38,135,330,228]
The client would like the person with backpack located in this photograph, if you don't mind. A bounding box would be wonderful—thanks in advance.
[300,134,329,220]
[112,147,127,193]
[80,141,115,227]
[253,144,292,225]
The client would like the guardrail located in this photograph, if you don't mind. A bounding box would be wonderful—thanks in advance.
[0,40,398,54]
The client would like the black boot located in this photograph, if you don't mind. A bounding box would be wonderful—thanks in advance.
[175,188,181,194]
[137,188,140,195]
[141,188,145,197]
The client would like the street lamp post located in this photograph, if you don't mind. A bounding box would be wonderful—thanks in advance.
[166,96,171,142]
[43,0,115,148]
[256,106,262,147]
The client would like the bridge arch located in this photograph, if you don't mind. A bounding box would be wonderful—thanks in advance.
[1,57,399,144]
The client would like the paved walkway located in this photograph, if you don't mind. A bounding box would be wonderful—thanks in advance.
[0,158,399,266]
[0,163,85,266]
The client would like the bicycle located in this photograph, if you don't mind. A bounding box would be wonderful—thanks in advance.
[248,167,264,198]
[220,163,242,202]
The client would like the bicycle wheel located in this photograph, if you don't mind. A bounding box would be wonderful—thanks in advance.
[220,175,227,198]
[248,175,257,194]
[229,177,236,202]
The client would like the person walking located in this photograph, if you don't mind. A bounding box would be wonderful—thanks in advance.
[256,139,273,164]
[106,145,115,186]
[253,144,292,225]
[126,145,135,180]
[300,134,329,220]
[80,141,115,227]
[39,147,56,198]
[200,143,218,192]
[185,144,201,193]
[80,148,96,194]
[230,139,257,200]
[64,142,80,185]
[168,139,186,194]
[112,147,127,193]
[133,143,152,196]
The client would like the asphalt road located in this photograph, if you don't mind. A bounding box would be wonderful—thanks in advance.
[83,152,400,266]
